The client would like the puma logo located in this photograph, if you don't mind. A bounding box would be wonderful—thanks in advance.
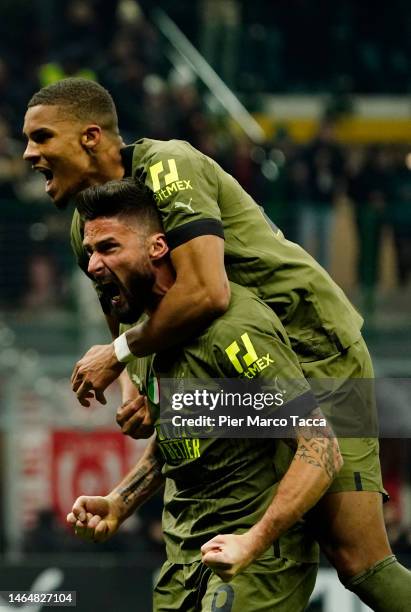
[174,199,194,213]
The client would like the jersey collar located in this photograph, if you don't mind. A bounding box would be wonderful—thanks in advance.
[120,145,134,177]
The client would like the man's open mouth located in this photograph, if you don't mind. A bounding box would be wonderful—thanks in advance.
[100,281,122,306]
[35,167,54,192]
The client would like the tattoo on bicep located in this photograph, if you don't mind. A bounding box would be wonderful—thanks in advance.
[293,407,342,479]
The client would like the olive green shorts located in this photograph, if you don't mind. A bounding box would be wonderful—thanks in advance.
[301,336,386,497]
[153,556,317,612]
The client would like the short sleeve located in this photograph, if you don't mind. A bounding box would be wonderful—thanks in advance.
[134,140,224,249]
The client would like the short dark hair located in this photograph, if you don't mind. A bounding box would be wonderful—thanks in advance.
[75,178,163,233]
[27,78,118,132]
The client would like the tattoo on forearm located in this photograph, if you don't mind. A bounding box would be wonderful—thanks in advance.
[119,452,164,507]
[293,407,342,480]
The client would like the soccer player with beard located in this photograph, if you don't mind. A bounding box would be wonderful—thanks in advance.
[23,78,411,610]
[68,177,344,611]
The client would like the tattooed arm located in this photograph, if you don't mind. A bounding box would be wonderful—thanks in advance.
[66,437,165,542]
[202,407,343,579]
[109,437,165,519]
[247,406,343,544]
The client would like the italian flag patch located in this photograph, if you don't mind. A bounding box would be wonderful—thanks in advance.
[148,376,160,405]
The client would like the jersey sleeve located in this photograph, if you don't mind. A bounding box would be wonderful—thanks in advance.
[70,208,88,273]
[207,299,318,419]
[134,140,224,250]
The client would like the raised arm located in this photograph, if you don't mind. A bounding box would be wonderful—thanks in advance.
[67,436,165,542]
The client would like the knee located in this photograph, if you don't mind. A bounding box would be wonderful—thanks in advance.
[328,548,365,582]
[324,546,369,579]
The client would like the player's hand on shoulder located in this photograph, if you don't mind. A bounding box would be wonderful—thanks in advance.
[66,494,121,542]
[201,533,256,581]
[116,395,155,439]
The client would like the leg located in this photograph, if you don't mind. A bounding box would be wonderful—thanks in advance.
[308,491,411,611]
[309,490,391,577]
[303,340,389,576]
[302,339,411,609]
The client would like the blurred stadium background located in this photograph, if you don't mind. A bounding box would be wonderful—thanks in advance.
[0,1,410,610]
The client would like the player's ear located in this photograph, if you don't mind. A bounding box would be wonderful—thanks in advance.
[149,233,169,260]
[81,125,102,151]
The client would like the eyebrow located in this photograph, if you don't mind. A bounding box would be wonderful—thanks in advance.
[23,127,53,139]
[82,236,116,250]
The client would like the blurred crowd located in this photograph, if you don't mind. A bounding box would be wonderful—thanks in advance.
[0,0,409,314]
[1,0,409,141]
[0,0,410,559]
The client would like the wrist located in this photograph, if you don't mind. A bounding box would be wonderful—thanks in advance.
[106,491,127,521]
[113,332,134,364]
[245,525,275,559]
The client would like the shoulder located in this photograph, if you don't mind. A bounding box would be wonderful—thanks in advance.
[132,138,204,167]
[130,139,220,227]
[200,284,309,381]
[214,283,284,330]
[206,283,289,353]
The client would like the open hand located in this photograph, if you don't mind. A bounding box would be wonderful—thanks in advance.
[71,344,125,406]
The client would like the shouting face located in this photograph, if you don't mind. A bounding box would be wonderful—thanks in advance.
[23,104,98,208]
[83,216,155,323]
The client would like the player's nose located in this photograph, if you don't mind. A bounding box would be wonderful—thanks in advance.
[23,140,40,162]
[87,252,105,276]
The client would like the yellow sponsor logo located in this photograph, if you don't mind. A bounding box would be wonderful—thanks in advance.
[154,180,193,202]
[149,159,179,191]
[149,158,194,202]
[225,332,274,378]
[241,354,275,379]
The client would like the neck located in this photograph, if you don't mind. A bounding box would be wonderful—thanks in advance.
[145,261,176,313]
[88,134,126,186]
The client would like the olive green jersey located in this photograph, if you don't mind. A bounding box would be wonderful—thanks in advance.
[126,283,319,565]
[123,138,362,361]
[71,137,362,360]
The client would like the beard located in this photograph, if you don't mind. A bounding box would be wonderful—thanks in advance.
[108,269,155,324]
